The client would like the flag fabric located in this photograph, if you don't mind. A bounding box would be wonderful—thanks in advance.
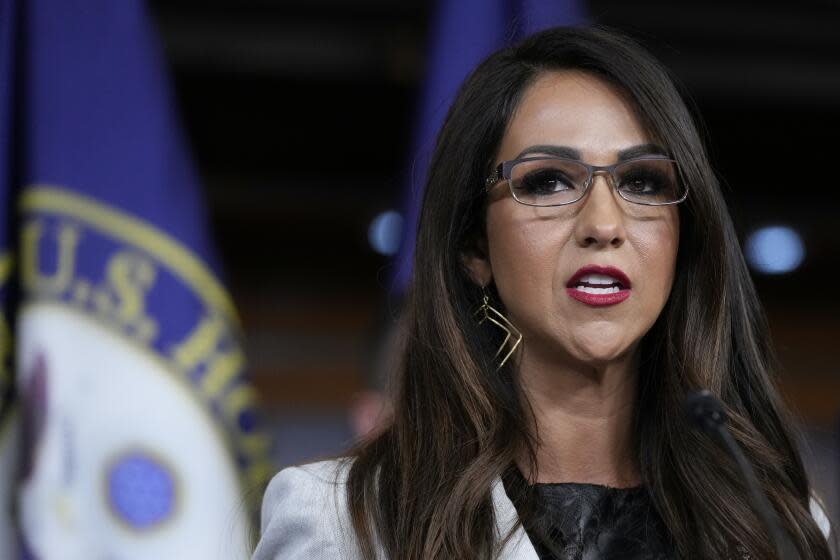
[0,1,271,558]
[0,0,23,557]
[391,0,587,292]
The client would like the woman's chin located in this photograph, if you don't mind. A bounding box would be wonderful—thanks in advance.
[525,325,638,368]
[565,338,635,368]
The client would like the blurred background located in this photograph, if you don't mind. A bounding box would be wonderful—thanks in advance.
[148,0,840,528]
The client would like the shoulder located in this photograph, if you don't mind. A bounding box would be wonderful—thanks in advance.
[252,458,362,560]
[265,457,353,494]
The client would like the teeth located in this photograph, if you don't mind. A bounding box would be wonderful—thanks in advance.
[575,285,621,294]
[578,273,621,286]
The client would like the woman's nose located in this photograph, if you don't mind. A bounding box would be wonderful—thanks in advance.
[573,173,626,248]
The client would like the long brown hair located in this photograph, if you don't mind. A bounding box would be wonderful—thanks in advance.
[345,25,832,559]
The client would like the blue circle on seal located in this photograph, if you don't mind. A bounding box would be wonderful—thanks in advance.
[107,452,175,529]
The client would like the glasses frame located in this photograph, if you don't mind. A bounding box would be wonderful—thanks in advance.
[484,155,689,207]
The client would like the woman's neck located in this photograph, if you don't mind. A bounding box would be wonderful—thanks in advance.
[516,345,640,488]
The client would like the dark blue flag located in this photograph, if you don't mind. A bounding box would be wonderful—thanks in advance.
[0,0,22,554]
[0,1,271,557]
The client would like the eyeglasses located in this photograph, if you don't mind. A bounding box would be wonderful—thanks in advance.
[485,155,689,207]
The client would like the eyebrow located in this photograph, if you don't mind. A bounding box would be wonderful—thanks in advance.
[515,143,668,161]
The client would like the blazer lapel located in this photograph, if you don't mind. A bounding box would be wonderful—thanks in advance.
[491,476,540,560]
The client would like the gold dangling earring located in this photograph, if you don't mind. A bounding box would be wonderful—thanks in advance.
[474,286,522,369]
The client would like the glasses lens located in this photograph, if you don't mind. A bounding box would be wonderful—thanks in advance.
[614,159,684,205]
[509,158,589,206]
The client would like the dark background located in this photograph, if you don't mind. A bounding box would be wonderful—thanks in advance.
[148,0,840,521]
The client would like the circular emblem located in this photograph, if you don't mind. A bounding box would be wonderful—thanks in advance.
[107,451,177,530]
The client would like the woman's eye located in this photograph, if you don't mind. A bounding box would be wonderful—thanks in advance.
[619,172,666,194]
[518,169,575,195]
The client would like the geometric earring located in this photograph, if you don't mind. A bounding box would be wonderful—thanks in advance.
[473,286,523,369]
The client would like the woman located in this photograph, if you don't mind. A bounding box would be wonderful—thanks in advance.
[253,26,833,559]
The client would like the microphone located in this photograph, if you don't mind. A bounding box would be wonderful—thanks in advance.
[683,390,801,560]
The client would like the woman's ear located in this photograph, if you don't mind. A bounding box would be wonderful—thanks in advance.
[460,236,493,287]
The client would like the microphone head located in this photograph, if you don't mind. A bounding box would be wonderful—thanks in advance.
[683,390,728,435]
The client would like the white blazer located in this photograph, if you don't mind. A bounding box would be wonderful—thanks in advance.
[252,459,538,559]
[252,458,832,560]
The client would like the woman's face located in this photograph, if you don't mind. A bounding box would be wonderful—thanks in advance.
[466,70,680,368]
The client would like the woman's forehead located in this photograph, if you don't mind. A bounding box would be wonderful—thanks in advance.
[497,70,653,165]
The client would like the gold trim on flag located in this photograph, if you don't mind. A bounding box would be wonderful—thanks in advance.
[20,186,240,327]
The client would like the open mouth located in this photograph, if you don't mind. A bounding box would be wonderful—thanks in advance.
[565,266,632,307]
[571,273,626,294]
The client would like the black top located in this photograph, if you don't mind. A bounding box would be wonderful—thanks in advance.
[503,467,677,560]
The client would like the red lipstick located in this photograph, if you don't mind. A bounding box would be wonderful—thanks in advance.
[565,265,632,307]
